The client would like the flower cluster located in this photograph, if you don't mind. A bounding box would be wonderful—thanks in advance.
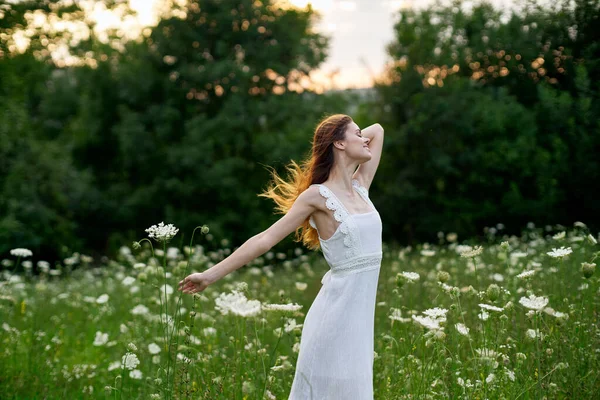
[145,222,179,243]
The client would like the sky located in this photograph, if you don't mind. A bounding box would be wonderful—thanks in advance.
[298,0,522,90]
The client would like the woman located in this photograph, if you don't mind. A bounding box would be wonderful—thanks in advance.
[178,114,384,399]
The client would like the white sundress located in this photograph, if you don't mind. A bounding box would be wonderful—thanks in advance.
[288,179,383,400]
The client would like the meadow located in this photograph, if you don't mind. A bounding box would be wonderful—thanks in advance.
[1,222,598,399]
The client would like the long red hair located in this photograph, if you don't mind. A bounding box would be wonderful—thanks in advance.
[258,113,353,250]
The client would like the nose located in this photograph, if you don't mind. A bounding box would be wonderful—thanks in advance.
[364,137,370,145]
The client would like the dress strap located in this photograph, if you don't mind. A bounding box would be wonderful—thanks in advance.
[308,183,350,229]
[351,179,375,210]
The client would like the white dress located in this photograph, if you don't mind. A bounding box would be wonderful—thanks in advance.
[288,179,383,400]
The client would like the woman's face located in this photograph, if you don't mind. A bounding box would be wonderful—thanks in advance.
[341,121,371,162]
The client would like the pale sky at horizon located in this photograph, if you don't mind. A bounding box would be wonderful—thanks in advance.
[302,0,540,89]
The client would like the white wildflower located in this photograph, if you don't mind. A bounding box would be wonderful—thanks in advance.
[122,353,140,370]
[479,303,504,312]
[122,276,135,286]
[412,315,442,331]
[129,369,143,379]
[420,249,436,257]
[460,245,483,258]
[107,361,121,371]
[552,231,565,240]
[96,294,109,304]
[455,323,470,336]
[505,369,515,381]
[519,294,549,311]
[261,303,303,312]
[93,331,109,346]
[475,348,498,359]
[422,307,448,320]
[131,304,149,315]
[389,308,412,323]
[145,221,179,243]
[516,270,535,279]
[400,271,420,282]
[10,248,32,258]
[546,246,572,258]
[148,343,161,354]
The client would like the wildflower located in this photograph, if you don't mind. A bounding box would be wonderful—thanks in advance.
[475,348,499,359]
[148,343,161,354]
[203,327,216,336]
[96,294,109,304]
[460,245,483,258]
[145,221,179,243]
[122,276,135,286]
[122,352,140,370]
[505,369,516,382]
[160,284,174,296]
[552,231,565,240]
[295,282,307,291]
[229,299,262,317]
[242,381,255,394]
[129,369,143,379]
[93,331,109,346]
[500,241,510,251]
[519,294,549,311]
[516,352,527,362]
[546,246,572,258]
[478,310,489,321]
[284,318,303,333]
[132,241,141,250]
[396,271,419,287]
[486,284,500,301]
[131,304,149,315]
[127,343,137,352]
[581,262,596,279]
[10,248,32,258]
[455,323,470,337]
[478,303,504,312]
[412,315,443,331]
[421,249,436,257]
[261,303,303,312]
[437,271,450,283]
[388,308,412,323]
[485,373,495,384]
[587,234,597,245]
[526,329,544,340]
[422,307,448,320]
[516,270,535,279]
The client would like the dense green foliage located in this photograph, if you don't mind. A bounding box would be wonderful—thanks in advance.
[0,0,599,263]
[367,0,600,243]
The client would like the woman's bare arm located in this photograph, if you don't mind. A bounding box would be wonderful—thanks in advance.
[178,186,320,293]
[352,123,384,191]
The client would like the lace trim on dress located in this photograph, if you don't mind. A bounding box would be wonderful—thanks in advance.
[309,183,360,258]
[351,179,375,210]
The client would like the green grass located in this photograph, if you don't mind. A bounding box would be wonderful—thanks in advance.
[1,224,599,399]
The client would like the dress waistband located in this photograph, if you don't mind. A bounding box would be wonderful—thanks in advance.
[321,251,382,284]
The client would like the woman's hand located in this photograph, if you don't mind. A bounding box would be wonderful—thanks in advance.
[178,272,213,294]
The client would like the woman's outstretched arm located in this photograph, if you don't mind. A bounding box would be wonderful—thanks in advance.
[178,185,320,294]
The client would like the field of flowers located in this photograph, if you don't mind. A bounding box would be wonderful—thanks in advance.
[1,222,599,399]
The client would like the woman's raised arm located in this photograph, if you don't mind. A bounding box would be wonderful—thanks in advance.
[178,186,320,294]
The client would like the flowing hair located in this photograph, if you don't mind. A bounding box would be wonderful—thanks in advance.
[258,113,353,250]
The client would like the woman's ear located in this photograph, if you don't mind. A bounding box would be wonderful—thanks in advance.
[333,140,345,150]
